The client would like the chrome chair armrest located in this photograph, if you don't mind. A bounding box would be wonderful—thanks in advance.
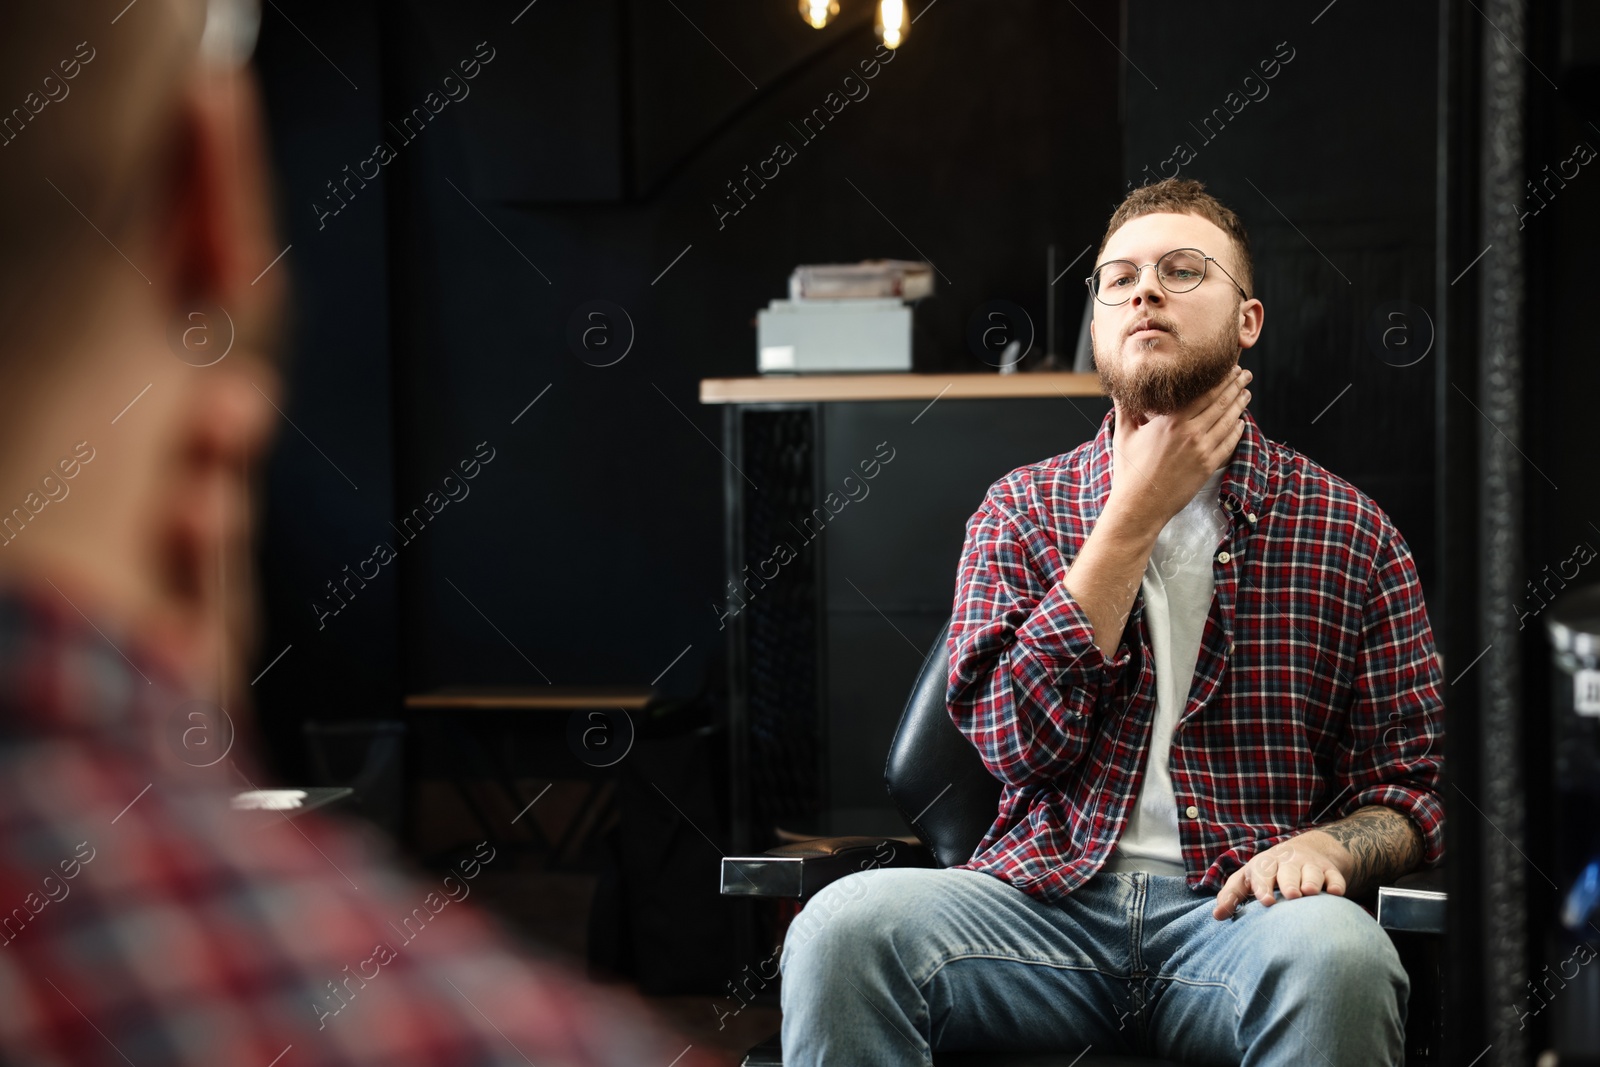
[1376,867,1447,933]
[720,836,933,899]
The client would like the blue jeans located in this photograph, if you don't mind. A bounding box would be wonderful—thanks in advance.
[778,866,1408,1066]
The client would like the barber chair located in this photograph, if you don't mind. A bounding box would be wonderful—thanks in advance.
[721,618,1448,1066]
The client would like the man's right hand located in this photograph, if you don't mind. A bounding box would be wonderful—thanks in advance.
[1107,366,1253,532]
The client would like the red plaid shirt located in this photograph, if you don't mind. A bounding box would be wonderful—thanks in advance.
[946,407,1445,902]
[0,575,719,1067]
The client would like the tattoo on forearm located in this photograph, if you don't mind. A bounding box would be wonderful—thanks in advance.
[1317,806,1424,895]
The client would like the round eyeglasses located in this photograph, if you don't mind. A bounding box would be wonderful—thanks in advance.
[1085,247,1249,306]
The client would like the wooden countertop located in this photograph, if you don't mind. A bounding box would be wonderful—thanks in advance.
[698,372,1107,404]
[405,686,657,710]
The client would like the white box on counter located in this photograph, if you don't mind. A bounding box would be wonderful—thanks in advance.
[756,298,911,374]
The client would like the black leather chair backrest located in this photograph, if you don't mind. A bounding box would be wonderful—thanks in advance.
[883,617,1004,869]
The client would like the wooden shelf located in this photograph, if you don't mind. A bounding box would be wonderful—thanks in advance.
[698,371,1106,404]
[405,685,657,710]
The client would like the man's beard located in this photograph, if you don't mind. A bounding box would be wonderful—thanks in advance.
[1093,311,1241,422]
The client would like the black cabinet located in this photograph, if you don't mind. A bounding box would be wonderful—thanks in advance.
[706,375,1111,852]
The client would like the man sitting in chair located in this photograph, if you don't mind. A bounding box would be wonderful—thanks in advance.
[779,177,1444,1066]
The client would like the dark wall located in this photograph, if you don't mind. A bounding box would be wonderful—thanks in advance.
[385,0,1122,701]
[254,0,395,777]
[250,0,1124,769]
[1125,3,1441,602]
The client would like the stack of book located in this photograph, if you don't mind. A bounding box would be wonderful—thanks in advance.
[787,259,934,301]
[755,259,932,375]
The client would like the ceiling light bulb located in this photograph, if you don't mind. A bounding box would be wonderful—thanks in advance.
[875,0,909,48]
[799,0,840,29]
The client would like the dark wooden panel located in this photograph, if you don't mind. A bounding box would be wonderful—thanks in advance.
[1123,2,1440,592]
[820,397,1113,614]
[817,395,1112,826]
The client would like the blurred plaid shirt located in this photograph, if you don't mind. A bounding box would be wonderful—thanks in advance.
[0,577,718,1067]
[946,407,1445,903]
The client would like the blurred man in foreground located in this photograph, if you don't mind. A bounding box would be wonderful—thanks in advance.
[0,2,718,1064]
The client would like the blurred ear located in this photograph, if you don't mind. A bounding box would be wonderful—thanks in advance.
[150,65,286,693]
[166,66,284,353]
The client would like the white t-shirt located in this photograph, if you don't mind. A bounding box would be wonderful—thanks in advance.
[1102,466,1229,878]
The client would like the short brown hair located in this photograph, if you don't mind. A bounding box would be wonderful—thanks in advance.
[1095,177,1254,299]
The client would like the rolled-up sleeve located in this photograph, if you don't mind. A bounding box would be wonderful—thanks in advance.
[946,490,1137,788]
[1330,524,1447,867]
